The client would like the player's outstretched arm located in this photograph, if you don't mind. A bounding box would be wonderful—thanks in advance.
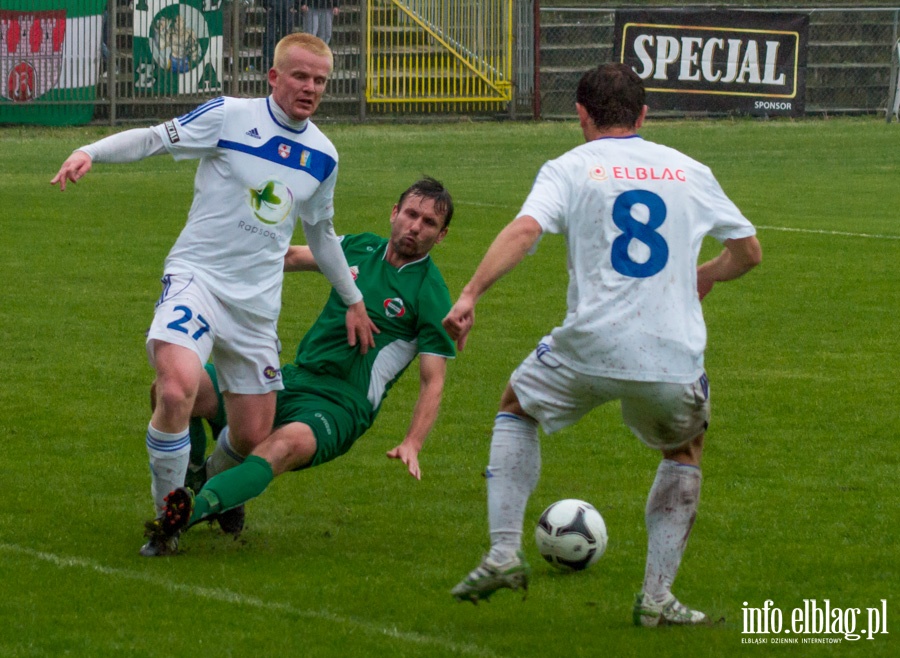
[51,128,166,192]
[697,235,762,300]
[50,150,92,191]
[442,215,543,350]
[386,354,447,480]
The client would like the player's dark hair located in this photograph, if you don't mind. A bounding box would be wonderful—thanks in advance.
[576,63,645,130]
[397,176,454,228]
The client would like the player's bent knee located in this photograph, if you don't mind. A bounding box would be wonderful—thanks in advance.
[256,423,317,476]
[662,432,704,466]
[153,380,195,417]
[498,382,530,418]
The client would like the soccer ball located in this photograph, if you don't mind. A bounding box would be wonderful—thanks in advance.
[535,499,608,572]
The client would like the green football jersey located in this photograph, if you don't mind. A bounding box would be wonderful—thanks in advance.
[284,233,456,425]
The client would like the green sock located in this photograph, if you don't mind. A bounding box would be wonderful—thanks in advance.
[189,455,274,524]
[188,417,208,467]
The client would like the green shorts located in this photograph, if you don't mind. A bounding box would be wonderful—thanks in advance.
[204,363,373,469]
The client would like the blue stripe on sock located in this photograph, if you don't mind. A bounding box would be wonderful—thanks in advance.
[146,432,191,453]
[496,412,532,423]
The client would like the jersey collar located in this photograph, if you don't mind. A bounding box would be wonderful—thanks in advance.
[382,242,431,271]
[267,96,310,134]
[593,134,643,142]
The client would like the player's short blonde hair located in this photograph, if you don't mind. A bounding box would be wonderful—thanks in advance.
[273,33,334,72]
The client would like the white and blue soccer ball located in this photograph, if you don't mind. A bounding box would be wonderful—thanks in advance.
[535,499,608,572]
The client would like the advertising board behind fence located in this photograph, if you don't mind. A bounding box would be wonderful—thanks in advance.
[614,9,809,117]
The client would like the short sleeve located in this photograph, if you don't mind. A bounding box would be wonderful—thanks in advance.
[518,159,570,235]
[415,272,456,359]
[699,169,757,242]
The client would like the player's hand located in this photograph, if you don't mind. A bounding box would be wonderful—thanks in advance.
[386,442,421,480]
[345,300,378,354]
[442,296,475,351]
[50,150,93,191]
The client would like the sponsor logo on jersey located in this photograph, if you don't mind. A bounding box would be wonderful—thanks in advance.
[349,265,359,280]
[245,127,261,139]
[164,120,180,143]
[263,366,281,380]
[589,166,608,181]
[278,143,291,159]
[610,166,686,182]
[314,412,333,436]
[299,149,311,167]
[383,297,406,318]
[249,179,293,225]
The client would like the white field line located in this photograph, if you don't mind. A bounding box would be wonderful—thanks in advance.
[452,211,900,241]
[0,542,499,658]
[752,226,899,240]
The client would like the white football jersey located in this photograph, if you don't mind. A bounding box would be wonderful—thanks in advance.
[151,96,338,320]
[520,134,756,383]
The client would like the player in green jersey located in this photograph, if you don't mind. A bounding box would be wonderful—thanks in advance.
[144,177,456,553]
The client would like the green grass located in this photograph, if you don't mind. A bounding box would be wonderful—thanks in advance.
[1,117,898,656]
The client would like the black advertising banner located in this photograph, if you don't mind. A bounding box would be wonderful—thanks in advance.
[614,10,809,116]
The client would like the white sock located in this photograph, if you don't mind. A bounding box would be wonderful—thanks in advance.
[205,425,245,479]
[486,412,541,565]
[642,459,702,602]
[146,423,191,514]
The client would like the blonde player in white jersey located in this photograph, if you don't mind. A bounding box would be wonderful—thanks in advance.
[50,34,376,556]
[444,63,762,625]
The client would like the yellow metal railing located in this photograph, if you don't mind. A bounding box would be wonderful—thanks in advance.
[366,0,513,112]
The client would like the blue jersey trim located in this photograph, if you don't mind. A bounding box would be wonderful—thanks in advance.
[594,134,643,142]
[217,137,337,181]
[178,97,225,125]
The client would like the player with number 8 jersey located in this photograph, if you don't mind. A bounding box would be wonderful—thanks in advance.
[444,63,761,618]
[519,129,754,383]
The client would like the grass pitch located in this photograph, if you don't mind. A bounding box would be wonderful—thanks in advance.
[0,116,897,657]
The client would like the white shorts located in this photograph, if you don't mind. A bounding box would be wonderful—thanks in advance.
[510,337,710,450]
[146,273,283,395]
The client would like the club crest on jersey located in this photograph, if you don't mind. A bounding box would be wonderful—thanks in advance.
[278,143,291,159]
[349,265,359,280]
[249,179,293,225]
[383,297,406,318]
